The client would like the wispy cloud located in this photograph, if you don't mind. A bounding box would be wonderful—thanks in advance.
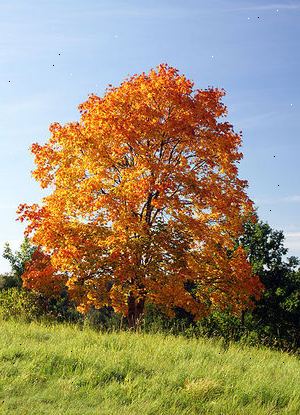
[235,111,280,130]
[0,91,62,114]
[285,232,300,238]
[232,3,300,11]
[283,195,300,202]
[254,195,300,205]
[284,231,300,253]
[0,203,18,210]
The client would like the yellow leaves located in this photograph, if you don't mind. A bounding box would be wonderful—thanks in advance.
[110,285,128,315]
[76,304,88,314]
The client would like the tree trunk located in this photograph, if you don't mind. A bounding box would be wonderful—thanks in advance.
[127,291,145,330]
[241,310,245,326]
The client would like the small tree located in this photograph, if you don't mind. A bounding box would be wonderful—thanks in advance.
[18,64,263,328]
[1,238,36,288]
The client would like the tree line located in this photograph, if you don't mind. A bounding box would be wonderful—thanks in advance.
[1,215,299,352]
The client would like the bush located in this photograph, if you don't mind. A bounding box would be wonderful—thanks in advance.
[193,311,244,341]
[0,288,42,321]
[0,273,22,289]
[0,287,81,323]
[83,306,123,331]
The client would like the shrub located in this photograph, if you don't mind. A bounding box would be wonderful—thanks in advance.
[0,287,81,323]
[0,288,41,321]
[83,306,122,331]
[0,273,22,289]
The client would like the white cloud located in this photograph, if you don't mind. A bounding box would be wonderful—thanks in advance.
[283,195,300,202]
[284,232,300,254]
[0,93,58,116]
[0,202,20,211]
[235,111,280,130]
[254,195,300,205]
[232,3,300,11]
[285,232,300,238]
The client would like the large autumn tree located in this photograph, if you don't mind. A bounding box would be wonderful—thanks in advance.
[19,64,263,327]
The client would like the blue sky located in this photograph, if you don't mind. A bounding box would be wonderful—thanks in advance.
[0,0,299,272]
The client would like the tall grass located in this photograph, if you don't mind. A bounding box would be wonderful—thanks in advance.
[0,319,299,414]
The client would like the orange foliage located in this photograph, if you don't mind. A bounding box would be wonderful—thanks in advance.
[18,64,263,320]
[22,248,67,297]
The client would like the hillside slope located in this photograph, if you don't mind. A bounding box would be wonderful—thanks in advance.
[0,320,299,414]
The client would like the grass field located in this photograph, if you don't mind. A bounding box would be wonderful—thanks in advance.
[0,320,299,415]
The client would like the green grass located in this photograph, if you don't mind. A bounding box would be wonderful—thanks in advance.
[0,320,299,414]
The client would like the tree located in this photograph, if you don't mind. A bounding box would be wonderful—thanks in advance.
[18,64,263,328]
[1,240,76,322]
[1,238,36,288]
[239,217,300,348]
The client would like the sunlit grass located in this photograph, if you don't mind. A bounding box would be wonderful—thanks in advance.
[0,319,299,414]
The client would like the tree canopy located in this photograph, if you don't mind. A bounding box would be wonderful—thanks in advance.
[18,64,263,327]
[239,217,300,347]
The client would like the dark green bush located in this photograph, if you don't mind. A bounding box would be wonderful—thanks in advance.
[0,287,81,323]
[0,273,22,289]
[83,306,122,331]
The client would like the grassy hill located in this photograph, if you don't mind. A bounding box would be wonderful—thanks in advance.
[0,320,299,415]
